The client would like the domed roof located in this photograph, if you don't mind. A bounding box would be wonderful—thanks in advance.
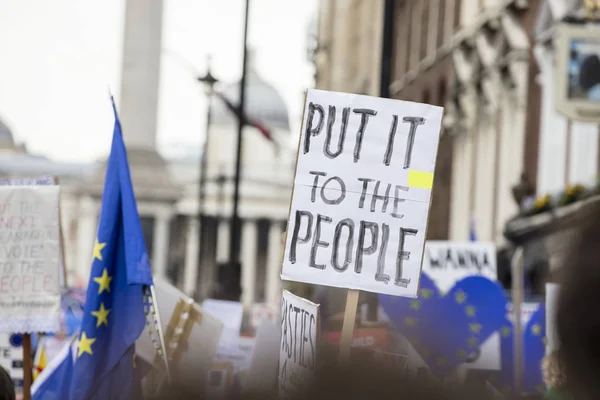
[211,51,290,131]
[0,118,15,149]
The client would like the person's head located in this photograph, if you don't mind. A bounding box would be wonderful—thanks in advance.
[0,366,15,400]
[556,203,600,399]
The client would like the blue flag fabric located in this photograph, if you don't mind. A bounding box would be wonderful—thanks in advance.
[32,340,75,400]
[522,304,546,396]
[380,273,507,377]
[68,98,153,399]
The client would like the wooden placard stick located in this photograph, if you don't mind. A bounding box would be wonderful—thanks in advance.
[22,333,33,400]
[338,289,360,364]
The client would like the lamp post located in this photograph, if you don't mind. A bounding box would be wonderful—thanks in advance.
[196,56,218,298]
[226,0,251,301]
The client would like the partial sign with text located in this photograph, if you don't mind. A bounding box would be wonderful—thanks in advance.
[282,89,443,297]
[0,185,61,332]
[279,290,319,399]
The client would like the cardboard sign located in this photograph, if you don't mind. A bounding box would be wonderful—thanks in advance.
[136,278,223,386]
[279,290,319,398]
[281,89,443,297]
[422,241,497,292]
[0,185,61,333]
[245,317,281,393]
[203,299,244,347]
[323,327,389,350]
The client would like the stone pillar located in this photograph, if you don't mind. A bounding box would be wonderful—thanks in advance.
[266,221,283,308]
[216,219,229,263]
[152,210,172,281]
[241,220,258,308]
[119,0,163,151]
[76,195,97,285]
[183,217,200,296]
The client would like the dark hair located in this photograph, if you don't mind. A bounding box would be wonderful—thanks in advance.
[556,202,600,400]
[0,366,15,400]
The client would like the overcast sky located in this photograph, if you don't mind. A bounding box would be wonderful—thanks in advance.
[0,0,317,162]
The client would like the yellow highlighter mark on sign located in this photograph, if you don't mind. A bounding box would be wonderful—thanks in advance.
[408,170,434,189]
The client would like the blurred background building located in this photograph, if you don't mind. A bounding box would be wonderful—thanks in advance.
[313,0,600,296]
[1,0,599,308]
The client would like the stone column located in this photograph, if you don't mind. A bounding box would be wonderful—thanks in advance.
[266,221,283,308]
[119,0,163,151]
[216,219,229,263]
[152,210,172,281]
[241,220,258,308]
[183,217,200,296]
[76,195,97,285]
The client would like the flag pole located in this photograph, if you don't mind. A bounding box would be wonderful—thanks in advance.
[227,0,250,301]
[149,285,171,384]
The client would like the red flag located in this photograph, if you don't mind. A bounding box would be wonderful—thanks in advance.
[215,92,279,151]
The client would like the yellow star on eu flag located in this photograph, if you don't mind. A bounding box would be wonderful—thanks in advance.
[455,290,467,304]
[436,357,446,366]
[465,305,476,318]
[91,303,111,328]
[78,332,96,357]
[467,336,478,348]
[456,349,467,361]
[543,337,548,346]
[410,300,421,310]
[404,316,418,326]
[469,323,482,334]
[420,289,433,299]
[532,324,542,336]
[93,238,107,261]
[94,268,113,294]
[501,326,511,338]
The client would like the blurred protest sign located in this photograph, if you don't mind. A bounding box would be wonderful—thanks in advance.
[250,303,277,331]
[279,290,319,399]
[137,278,223,393]
[280,89,443,361]
[203,299,244,347]
[0,184,61,333]
[0,334,24,391]
[422,241,497,291]
[245,317,281,393]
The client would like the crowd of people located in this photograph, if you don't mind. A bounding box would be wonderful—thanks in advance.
[4,199,600,400]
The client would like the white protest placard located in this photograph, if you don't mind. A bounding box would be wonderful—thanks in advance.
[203,299,244,347]
[281,89,443,297]
[279,290,319,399]
[0,185,61,333]
[422,241,497,292]
[245,317,281,393]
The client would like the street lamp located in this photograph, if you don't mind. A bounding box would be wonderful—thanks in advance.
[196,56,218,299]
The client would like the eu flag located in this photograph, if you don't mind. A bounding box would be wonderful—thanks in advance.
[69,98,153,399]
